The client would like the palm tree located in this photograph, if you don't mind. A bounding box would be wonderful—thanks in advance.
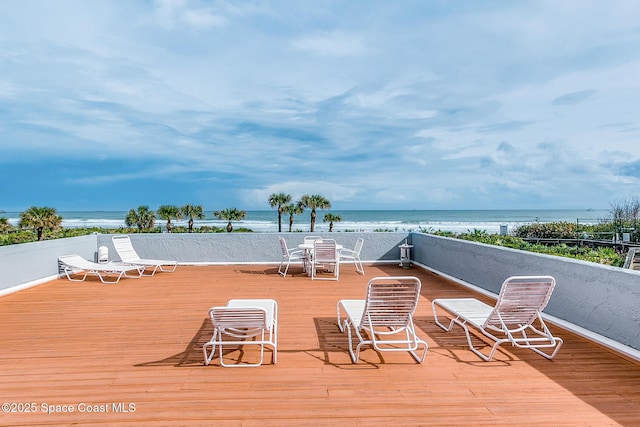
[213,208,246,232]
[268,192,292,232]
[0,217,10,233]
[300,194,331,232]
[125,205,156,232]
[323,213,342,232]
[19,206,62,241]
[157,205,183,233]
[181,204,205,233]
[283,202,304,232]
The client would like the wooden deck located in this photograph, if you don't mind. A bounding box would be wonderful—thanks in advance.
[1,263,639,426]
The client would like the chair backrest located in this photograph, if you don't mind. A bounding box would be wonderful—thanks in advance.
[314,239,337,263]
[278,237,289,257]
[304,236,322,244]
[353,238,364,255]
[484,276,556,329]
[209,307,268,338]
[361,276,421,328]
[112,235,140,262]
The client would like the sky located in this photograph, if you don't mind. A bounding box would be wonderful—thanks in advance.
[1,0,640,212]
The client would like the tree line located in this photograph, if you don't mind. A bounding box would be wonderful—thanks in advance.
[0,192,339,242]
[268,193,341,232]
[128,192,340,234]
[10,194,637,243]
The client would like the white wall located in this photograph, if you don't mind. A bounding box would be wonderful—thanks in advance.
[0,235,97,292]
[95,233,407,264]
[411,232,640,352]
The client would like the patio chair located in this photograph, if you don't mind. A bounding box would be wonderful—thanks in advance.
[58,254,144,284]
[111,235,177,276]
[432,275,564,361]
[311,239,339,281]
[339,237,365,274]
[203,299,278,367]
[278,237,308,277]
[337,276,428,363]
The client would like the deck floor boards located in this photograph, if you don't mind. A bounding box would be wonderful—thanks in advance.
[1,263,639,426]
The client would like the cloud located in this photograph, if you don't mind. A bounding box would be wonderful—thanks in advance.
[1,1,640,211]
[618,160,640,179]
[153,0,226,30]
[552,89,596,105]
[291,31,366,56]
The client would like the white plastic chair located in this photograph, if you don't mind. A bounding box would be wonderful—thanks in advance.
[337,276,428,363]
[432,275,563,361]
[278,237,308,277]
[339,238,364,274]
[311,239,339,281]
[203,299,278,367]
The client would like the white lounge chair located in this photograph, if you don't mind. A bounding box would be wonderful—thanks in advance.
[311,239,339,281]
[58,254,143,284]
[203,299,278,367]
[277,237,308,277]
[339,237,364,275]
[337,276,428,363]
[111,235,177,276]
[432,275,564,361]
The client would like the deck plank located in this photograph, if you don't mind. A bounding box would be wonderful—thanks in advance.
[1,263,639,426]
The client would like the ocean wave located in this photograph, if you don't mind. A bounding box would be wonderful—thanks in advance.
[1,209,605,234]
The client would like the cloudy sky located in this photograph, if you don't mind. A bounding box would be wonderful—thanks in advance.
[1,0,639,211]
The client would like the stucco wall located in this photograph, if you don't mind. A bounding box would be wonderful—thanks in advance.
[95,233,408,264]
[411,232,640,351]
[0,235,97,292]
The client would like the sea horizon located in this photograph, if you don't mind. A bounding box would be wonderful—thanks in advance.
[1,208,610,234]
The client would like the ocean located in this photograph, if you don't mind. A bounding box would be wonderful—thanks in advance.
[1,209,610,234]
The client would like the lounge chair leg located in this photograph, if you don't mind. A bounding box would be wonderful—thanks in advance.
[203,344,213,366]
[409,342,428,364]
[453,318,505,362]
[341,320,362,363]
[529,338,564,360]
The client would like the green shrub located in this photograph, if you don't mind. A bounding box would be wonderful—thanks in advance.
[431,226,624,267]
[512,221,578,239]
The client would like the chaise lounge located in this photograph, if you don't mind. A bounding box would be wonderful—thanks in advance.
[203,299,278,367]
[112,235,178,276]
[58,254,144,284]
[432,275,564,361]
[337,276,428,363]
